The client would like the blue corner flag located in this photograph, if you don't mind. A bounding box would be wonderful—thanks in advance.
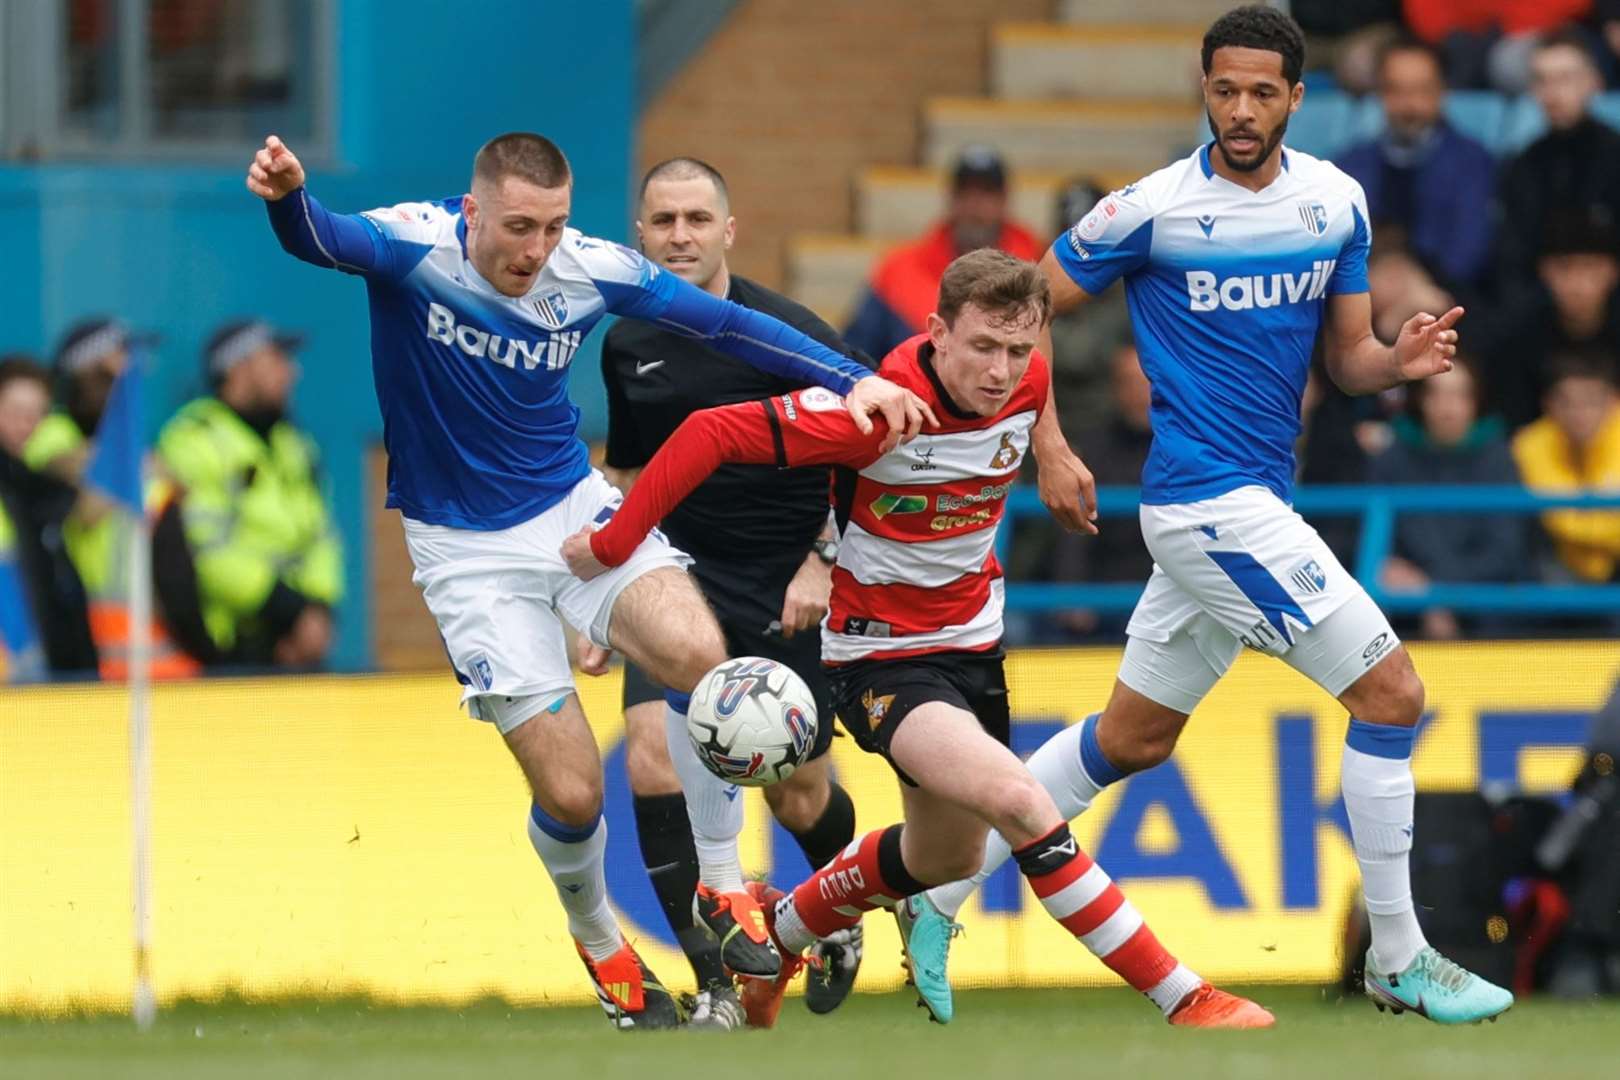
[83,349,146,512]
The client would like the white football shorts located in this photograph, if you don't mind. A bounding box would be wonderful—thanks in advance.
[1120,484,1399,714]
[403,470,691,732]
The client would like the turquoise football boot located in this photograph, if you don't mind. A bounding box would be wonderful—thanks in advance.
[1364,946,1514,1024]
[894,894,962,1024]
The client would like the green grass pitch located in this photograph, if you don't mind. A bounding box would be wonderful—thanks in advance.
[3,986,1615,1080]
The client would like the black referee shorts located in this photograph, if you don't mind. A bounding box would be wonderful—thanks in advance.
[826,647,1010,786]
[621,551,837,762]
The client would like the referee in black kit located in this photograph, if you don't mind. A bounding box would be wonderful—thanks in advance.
[601,158,869,1028]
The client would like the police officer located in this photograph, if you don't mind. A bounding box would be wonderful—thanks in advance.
[157,320,342,667]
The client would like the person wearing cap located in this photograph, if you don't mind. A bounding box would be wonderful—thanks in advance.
[21,318,199,680]
[156,319,342,669]
[842,146,1043,361]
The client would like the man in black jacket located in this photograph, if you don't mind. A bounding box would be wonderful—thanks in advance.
[600,158,872,1028]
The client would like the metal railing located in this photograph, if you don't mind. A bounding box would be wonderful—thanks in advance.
[999,485,1620,615]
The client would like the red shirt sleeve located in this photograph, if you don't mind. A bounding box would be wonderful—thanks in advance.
[588,390,890,566]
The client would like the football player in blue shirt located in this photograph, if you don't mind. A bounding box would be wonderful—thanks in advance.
[902,6,1513,1027]
[246,130,935,1030]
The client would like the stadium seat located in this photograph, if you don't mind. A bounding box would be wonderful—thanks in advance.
[1499,95,1548,154]
[1286,90,1356,159]
[1442,91,1507,149]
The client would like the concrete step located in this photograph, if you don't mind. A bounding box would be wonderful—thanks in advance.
[1057,0,1245,25]
[991,22,1205,101]
[923,96,1201,176]
[784,234,889,330]
[855,164,1139,241]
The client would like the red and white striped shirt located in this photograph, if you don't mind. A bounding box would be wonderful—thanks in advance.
[590,334,1048,663]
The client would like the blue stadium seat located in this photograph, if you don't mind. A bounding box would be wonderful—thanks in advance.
[1442,91,1506,149]
[1499,95,1547,154]
[1590,91,1620,133]
[1289,90,1356,159]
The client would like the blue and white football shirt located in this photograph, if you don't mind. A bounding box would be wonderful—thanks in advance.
[267,192,871,530]
[1054,143,1370,506]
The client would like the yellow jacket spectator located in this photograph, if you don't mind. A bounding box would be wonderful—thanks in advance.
[1511,353,1620,583]
[25,319,199,680]
[157,320,342,667]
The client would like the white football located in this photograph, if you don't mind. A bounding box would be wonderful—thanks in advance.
[686,657,819,787]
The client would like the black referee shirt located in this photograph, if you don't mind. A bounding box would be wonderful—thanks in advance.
[602,274,874,561]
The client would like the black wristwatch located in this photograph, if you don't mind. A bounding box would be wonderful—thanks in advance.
[811,538,840,565]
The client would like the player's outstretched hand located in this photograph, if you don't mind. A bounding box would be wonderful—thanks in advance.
[1394,305,1463,383]
[576,632,612,676]
[561,527,608,581]
[1036,440,1100,535]
[847,376,939,454]
[245,135,306,202]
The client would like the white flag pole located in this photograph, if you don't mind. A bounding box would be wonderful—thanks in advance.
[129,461,155,1030]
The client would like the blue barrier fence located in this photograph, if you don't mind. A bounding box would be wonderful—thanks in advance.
[999,485,1620,615]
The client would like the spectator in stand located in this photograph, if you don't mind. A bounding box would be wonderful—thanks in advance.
[1485,209,1620,429]
[842,146,1042,360]
[0,357,66,681]
[1511,349,1620,585]
[1494,30,1620,294]
[24,320,200,680]
[1367,355,1527,640]
[1292,1,1404,96]
[0,355,97,677]
[1045,342,1157,641]
[1403,1,1594,91]
[1046,177,1133,437]
[1336,36,1497,292]
[157,320,342,669]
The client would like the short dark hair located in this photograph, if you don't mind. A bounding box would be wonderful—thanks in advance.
[473,132,571,190]
[936,249,1052,330]
[1202,5,1306,86]
[1535,27,1600,71]
[1378,34,1445,81]
[1545,347,1618,391]
[639,157,729,209]
[0,354,49,395]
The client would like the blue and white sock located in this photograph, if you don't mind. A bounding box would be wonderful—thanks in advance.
[664,690,745,893]
[526,802,621,962]
[1342,718,1428,975]
[928,714,1123,918]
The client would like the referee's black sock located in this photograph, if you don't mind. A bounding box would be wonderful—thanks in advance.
[788,780,857,869]
[632,793,727,989]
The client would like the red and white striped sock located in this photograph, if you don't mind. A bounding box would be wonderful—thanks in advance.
[1014,823,1202,1015]
[775,825,926,954]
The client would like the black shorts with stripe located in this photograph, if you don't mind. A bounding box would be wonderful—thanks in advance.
[825,646,1010,785]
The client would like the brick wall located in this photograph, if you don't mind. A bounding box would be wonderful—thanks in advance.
[638,0,1051,290]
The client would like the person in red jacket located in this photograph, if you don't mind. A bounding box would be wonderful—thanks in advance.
[566,249,1272,1032]
[842,146,1043,361]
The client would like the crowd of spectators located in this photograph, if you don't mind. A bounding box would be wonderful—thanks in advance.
[0,318,341,683]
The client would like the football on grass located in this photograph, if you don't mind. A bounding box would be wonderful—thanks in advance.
[686,657,818,787]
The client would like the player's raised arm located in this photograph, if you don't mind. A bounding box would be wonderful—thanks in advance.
[248,135,389,277]
[562,390,887,580]
[583,246,936,451]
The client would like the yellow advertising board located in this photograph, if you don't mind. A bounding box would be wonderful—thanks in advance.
[1,642,1614,1013]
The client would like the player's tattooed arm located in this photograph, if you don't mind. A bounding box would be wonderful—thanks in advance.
[1325,292,1462,395]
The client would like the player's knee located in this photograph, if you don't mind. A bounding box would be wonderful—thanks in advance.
[624,730,680,797]
[1364,668,1426,728]
[544,775,605,828]
[984,775,1054,846]
[763,772,826,833]
[1110,736,1175,773]
[665,622,727,694]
